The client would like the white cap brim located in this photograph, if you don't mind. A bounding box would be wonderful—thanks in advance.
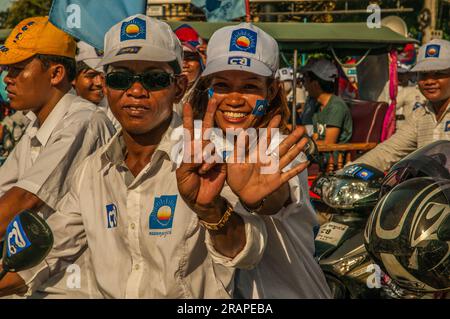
[100,44,177,68]
[84,58,102,71]
[411,59,450,72]
[201,56,273,78]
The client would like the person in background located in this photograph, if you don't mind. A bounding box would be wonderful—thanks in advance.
[277,67,307,126]
[300,58,352,145]
[173,24,206,116]
[73,41,120,130]
[395,62,426,131]
[351,39,450,172]
[0,17,115,298]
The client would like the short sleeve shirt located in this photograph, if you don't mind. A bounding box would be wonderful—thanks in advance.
[313,95,353,143]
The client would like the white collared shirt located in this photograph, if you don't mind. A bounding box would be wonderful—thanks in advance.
[0,93,116,298]
[19,114,267,298]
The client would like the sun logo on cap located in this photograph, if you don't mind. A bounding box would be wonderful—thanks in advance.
[236,36,251,49]
[425,44,441,58]
[125,24,140,36]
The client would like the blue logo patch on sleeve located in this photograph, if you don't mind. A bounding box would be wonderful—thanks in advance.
[252,100,268,116]
[6,216,31,257]
[356,169,374,181]
[425,44,440,58]
[149,195,178,235]
[445,120,450,132]
[227,56,251,67]
[106,204,118,229]
[120,17,146,42]
[229,29,257,54]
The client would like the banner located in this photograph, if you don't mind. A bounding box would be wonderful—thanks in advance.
[192,0,246,22]
[49,0,147,50]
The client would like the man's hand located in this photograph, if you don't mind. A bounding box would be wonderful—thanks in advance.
[226,115,310,211]
[0,266,27,297]
[176,100,227,223]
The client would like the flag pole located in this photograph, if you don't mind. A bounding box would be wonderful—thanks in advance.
[245,0,251,22]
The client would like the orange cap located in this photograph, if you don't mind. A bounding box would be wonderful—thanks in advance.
[0,16,76,65]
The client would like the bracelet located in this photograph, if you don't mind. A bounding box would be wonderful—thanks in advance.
[240,197,267,214]
[198,200,234,231]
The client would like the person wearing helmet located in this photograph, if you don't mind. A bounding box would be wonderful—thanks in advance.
[351,39,450,172]
[188,23,331,298]
[365,177,450,296]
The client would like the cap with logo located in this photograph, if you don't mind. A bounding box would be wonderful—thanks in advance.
[100,14,183,73]
[202,23,279,78]
[299,58,338,82]
[0,16,76,65]
[174,24,204,53]
[411,39,450,72]
[76,41,104,71]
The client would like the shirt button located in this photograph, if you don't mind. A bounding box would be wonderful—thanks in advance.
[130,223,136,230]
[134,264,140,271]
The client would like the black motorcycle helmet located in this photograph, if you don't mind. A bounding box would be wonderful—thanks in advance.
[365,177,450,293]
[380,140,450,198]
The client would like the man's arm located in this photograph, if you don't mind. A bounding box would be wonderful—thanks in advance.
[351,113,419,171]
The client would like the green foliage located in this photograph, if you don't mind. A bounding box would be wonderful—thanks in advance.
[1,0,52,28]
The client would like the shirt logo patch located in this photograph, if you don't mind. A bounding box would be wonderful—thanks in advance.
[6,216,31,257]
[116,46,142,56]
[149,195,177,235]
[120,17,146,42]
[445,120,450,132]
[227,56,251,67]
[425,44,440,58]
[106,204,118,228]
[229,29,257,54]
[356,169,374,181]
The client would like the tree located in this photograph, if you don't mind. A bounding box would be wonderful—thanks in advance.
[1,0,52,28]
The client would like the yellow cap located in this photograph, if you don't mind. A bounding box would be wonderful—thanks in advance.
[0,16,76,65]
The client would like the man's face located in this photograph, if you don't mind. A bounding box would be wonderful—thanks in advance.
[3,57,52,111]
[302,73,319,98]
[418,69,450,103]
[73,68,104,104]
[182,51,201,85]
[106,60,186,136]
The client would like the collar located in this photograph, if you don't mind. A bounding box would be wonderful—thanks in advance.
[100,112,182,170]
[27,93,76,146]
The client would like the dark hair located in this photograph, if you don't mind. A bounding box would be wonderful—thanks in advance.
[189,76,291,134]
[75,61,92,76]
[36,54,76,82]
[307,71,335,94]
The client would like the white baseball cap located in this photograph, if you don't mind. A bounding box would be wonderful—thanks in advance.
[202,23,279,77]
[411,39,450,72]
[100,14,183,73]
[76,41,103,70]
[300,58,338,82]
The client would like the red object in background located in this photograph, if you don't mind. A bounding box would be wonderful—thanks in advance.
[398,43,416,65]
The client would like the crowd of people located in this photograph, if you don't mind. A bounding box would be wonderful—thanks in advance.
[0,12,448,299]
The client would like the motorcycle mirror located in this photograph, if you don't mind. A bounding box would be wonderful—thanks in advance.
[0,211,53,280]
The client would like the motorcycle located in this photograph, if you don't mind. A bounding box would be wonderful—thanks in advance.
[311,163,385,299]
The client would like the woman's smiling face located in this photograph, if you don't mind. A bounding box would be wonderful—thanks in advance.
[209,70,271,131]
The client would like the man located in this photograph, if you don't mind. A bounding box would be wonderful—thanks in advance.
[0,15,266,298]
[300,58,352,145]
[353,39,450,172]
[174,24,205,116]
[395,62,426,131]
[0,17,115,298]
[73,41,120,130]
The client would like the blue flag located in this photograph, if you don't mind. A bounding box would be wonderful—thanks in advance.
[192,0,246,22]
[49,0,147,50]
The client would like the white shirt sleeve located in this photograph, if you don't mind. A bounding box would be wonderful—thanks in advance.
[204,204,267,270]
[15,111,114,210]
[0,145,20,197]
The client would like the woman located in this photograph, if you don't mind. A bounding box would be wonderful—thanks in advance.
[189,23,331,299]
